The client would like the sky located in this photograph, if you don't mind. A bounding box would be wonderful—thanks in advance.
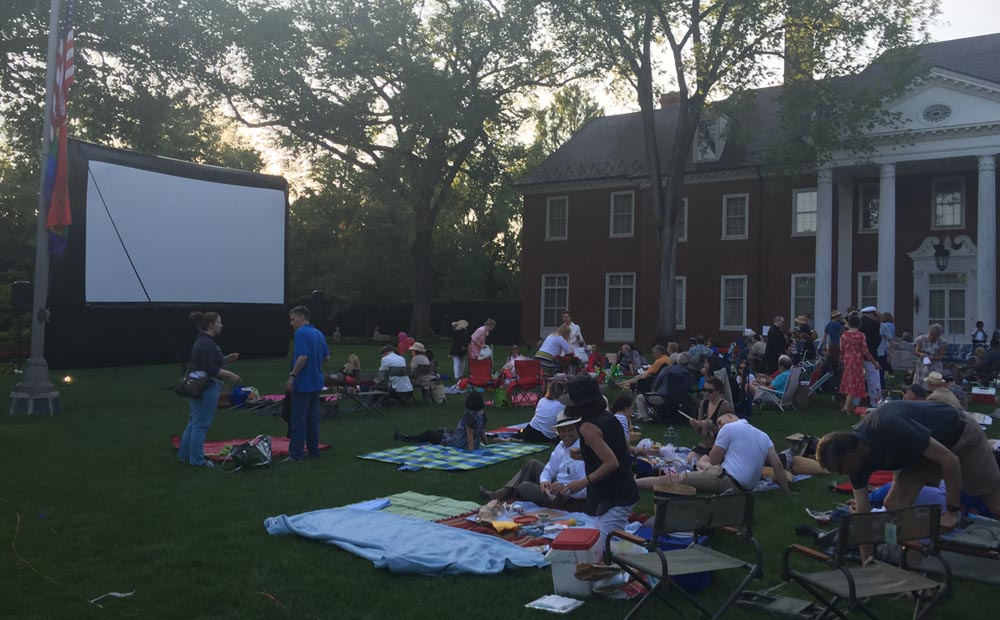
[931,1,1000,41]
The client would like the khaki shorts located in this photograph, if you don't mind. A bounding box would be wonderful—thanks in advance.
[896,413,1000,497]
[684,464,741,494]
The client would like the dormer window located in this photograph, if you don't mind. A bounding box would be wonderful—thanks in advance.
[693,117,726,162]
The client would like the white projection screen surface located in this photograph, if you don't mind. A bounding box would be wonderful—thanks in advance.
[84,161,286,304]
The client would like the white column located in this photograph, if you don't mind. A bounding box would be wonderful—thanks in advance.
[837,181,853,310]
[815,168,834,324]
[877,163,896,314]
[978,154,997,332]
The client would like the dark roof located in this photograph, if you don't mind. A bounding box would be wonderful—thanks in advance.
[515,32,1000,188]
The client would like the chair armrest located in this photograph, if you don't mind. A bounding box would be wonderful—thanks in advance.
[788,544,831,563]
[608,529,647,546]
[937,540,1000,559]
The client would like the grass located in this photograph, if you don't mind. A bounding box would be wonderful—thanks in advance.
[2,345,996,620]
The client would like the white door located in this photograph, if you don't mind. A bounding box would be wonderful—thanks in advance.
[927,272,967,339]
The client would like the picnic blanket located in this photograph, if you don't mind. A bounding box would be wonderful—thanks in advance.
[263,507,549,575]
[170,436,331,461]
[357,442,548,471]
[832,471,894,493]
[486,422,528,438]
[384,492,480,521]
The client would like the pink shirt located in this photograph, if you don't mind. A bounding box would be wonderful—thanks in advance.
[468,325,489,359]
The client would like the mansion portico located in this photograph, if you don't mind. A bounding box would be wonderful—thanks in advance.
[515,33,1000,347]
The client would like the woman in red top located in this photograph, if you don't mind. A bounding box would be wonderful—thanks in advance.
[839,314,875,414]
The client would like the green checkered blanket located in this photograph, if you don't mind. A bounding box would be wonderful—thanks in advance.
[384,492,481,520]
[358,442,548,471]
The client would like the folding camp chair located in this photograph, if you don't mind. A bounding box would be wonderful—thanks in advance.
[469,358,500,391]
[756,365,802,412]
[385,366,415,404]
[510,359,543,406]
[806,372,834,405]
[606,493,762,620]
[782,505,951,620]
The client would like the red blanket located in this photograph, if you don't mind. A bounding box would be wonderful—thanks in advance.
[833,471,894,493]
[170,436,331,461]
[436,511,549,548]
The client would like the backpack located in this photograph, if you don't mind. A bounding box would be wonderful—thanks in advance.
[222,435,273,472]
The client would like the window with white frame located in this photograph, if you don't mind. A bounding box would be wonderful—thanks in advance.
[720,275,747,330]
[540,274,568,336]
[609,192,635,237]
[791,273,815,320]
[678,198,688,242]
[858,182,879,232]
[675,276,686,329]
[792,189,817,235]
[858,272,877,310]
[605,273,635,341]
[932,177,964,229]
[722,194,748,239]
[545,197,568,240]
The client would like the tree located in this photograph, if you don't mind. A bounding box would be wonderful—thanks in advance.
[551,0,939,342]
[208,0,577,337]
[531,84,605,159]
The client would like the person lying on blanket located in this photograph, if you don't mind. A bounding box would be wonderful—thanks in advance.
[394,392,488,451]
[478,411,587,512]
[637,414,791,495]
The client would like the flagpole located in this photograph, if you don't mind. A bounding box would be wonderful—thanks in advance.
[9,0,63,415]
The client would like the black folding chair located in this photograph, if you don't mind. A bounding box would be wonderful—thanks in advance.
[606,493,762,620]
[782,505,951,620]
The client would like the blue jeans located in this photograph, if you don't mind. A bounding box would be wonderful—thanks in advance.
[179,379,222,465]
[289,391,321,461]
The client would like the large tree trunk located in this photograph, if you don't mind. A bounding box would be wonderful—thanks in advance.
[410,217,435,338]
[633,39,675,345]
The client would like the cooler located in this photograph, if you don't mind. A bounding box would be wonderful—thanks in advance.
[971,387,996,405]
[545,528,601,598]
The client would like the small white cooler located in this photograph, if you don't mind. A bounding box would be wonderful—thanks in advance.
[545,528,601,598]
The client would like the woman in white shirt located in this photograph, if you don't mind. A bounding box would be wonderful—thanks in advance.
[534,324,573,375]
[516,381,565,443]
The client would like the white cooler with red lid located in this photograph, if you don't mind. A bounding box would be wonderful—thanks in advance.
[545,528,601,598]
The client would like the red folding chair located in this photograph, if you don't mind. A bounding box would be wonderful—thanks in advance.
[468,358,500,391]
[510,359,543,406]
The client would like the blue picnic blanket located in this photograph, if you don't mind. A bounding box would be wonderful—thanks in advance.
[357,442,548,471]
[264,508,549,575]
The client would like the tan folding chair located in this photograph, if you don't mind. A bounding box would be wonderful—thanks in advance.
[606,493,762,620]
[782,505,951,620]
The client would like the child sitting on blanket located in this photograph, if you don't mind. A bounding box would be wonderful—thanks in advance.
[394,392,489,451]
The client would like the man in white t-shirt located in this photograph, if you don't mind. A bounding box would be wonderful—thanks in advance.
[637,414,789,494]
[562,310,589,363]
[378,345,413,394]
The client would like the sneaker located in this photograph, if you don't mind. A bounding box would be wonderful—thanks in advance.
[281,456,303,464]
[199,460,215,468]
[394,429,404,442]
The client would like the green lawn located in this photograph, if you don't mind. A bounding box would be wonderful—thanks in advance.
[2,345,995,619]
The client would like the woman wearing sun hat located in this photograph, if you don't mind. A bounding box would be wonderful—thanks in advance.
[562,375,638,549]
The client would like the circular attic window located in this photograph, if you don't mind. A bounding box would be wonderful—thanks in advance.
[921,104,952,123]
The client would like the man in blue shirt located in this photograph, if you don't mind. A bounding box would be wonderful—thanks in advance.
[821,309,844,353]
[285,306,330,462]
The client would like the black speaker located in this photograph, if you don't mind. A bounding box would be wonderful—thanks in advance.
[11,281,32,315]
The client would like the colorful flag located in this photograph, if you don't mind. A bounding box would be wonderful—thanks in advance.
[44,0,75,256]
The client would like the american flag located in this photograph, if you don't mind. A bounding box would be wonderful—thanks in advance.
[50,0,75,137]
[45,0,75,256]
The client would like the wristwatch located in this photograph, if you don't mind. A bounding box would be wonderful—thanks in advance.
[289,373,297,378]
